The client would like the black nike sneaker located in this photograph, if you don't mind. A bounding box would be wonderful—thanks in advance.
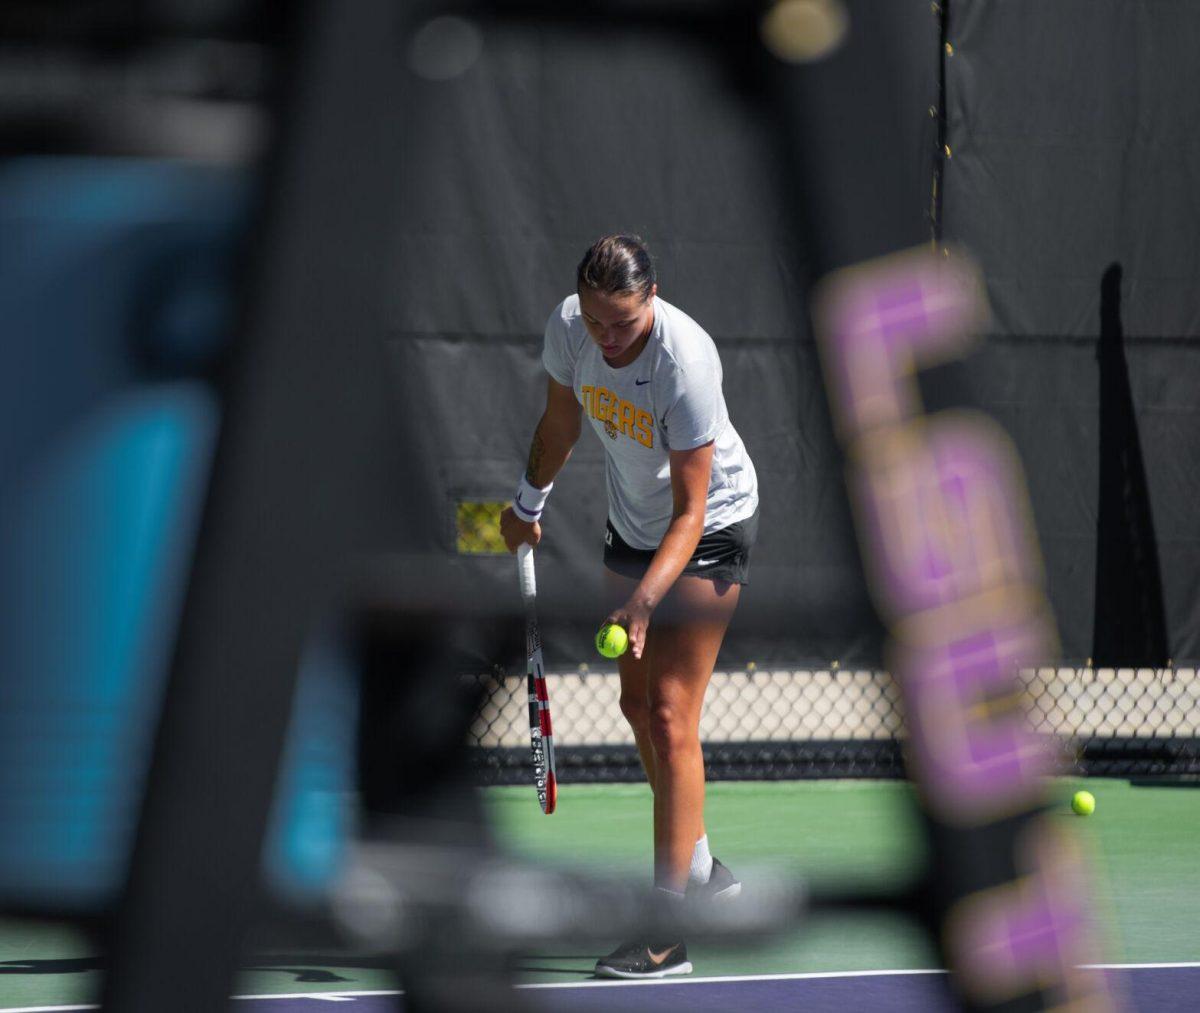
[593,940,693,979]
[687,856,742,902]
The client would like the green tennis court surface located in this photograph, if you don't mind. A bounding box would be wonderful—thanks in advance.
[0,779,1196,1009]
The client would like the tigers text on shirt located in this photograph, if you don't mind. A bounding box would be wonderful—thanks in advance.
[580,384,655,448]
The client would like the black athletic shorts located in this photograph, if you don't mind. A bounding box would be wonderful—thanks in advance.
[603,508,758,585]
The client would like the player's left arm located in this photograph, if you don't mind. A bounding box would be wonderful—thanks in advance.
[608,441,713,658]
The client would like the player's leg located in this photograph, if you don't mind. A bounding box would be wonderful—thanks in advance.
[608,570,658,790]
[595,574,742,980]
[647,574,740,893]
[607,566,712,845]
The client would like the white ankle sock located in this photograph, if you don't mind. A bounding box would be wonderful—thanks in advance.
[689,834,714,884]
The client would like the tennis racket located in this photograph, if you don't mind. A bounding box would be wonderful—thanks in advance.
[518,543,557,814]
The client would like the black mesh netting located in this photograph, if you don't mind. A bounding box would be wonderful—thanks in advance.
[468,665,1200,783]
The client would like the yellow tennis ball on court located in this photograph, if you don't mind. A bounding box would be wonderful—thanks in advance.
[1071,790,1095,816]
[595,622,628,659]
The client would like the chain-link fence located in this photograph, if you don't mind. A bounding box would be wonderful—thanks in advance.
[469,665,1200,783]
[456,500,1200,781]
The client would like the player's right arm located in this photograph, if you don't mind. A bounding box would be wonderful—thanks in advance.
[500,376,582,551]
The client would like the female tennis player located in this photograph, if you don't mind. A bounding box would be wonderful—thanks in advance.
[500,235,759,979]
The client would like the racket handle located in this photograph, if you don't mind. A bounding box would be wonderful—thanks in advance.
[517,542,537,600]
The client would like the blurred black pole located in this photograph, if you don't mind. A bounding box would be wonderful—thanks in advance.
[102,1,408,1010]
[763,0,937,276]
[762,4,1109,1010]
[760,3,1040,1011]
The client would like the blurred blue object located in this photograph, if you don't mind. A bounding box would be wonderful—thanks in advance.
[0,385,220,906]
[0,158,248,490]
[0,155,355,912]
[264,633,359,905]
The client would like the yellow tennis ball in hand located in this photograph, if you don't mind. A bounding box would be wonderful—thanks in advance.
[595,622,629,659]
[1071,790,1096,816]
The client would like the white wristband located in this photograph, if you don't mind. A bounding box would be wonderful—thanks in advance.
[512,476,553,523]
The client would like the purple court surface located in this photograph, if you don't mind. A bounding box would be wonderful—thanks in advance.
[10,965,1194,1012]
[211,964,1194,1012]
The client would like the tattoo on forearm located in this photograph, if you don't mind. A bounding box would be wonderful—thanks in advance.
[526,430,546,485]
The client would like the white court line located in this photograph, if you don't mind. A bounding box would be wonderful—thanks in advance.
[233,969,947,1000]
[521,968,948,989]
[234,997,358,1003]
[234,992,396,1001]
[517,962,1200,989]
[1083,961,1200,971]
[5,961,1199,1011]
[0,1006,96,1012]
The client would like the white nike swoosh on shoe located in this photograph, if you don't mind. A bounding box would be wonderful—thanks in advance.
[694,559,719,567]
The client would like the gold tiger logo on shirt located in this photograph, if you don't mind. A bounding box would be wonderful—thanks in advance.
[581,385,654,449]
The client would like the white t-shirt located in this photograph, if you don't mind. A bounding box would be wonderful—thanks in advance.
[542,293,758,550]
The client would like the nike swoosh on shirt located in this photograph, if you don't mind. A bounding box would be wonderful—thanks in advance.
[635,378,651,385]
[695,559,719,567]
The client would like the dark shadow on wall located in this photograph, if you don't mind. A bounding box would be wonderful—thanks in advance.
[1092,263,1169,666]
